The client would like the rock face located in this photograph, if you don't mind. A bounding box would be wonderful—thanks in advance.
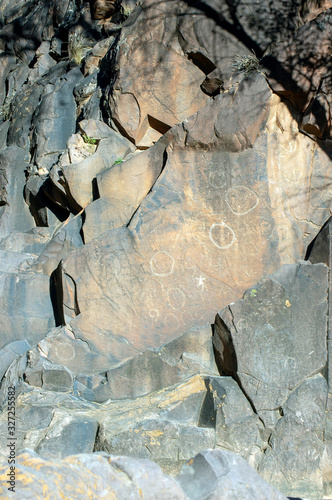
[0,0,332,499]
[62,75,332,369]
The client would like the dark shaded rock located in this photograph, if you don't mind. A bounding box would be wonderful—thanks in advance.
[0,270,55,349]
[30,67,84,170]
[264,9,332,138]
[258,375,328,499]
[36,415,98,459]
[200,77,224,97]
[176,449,287,500]
[6,62,69,151]
[0,146,34,240]
[92,0,118,20]
[0,340,30,380]
[214,261,328,427]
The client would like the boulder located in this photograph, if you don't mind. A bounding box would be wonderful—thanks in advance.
[213,261,328,427]
[21,324,218,402]
[0,449,187,499]
[258,375,328,499]
[30,67,83,170]
[0,270,55,349]
[0,146,34,241]
[59,132,135,209]
[177,448,287,500]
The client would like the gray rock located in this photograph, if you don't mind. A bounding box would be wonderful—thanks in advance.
[0,146,34,241]
[176,448,287,500]
[0,270,55,349]
[91,325,218,402]
[0,227,53,254]
[258,374,328,499]
[36,415,98,459]
[0,449,187,499]
[0,340,30,380]
[0,249,37,272]
[30,67,83,170]
[209,377,264,467]
[7,63,69,151]
[59,132,135,209]
[214,261,328,427]
[78,119,120,140]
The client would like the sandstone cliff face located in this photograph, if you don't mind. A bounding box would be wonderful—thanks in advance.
[0,0,331,498]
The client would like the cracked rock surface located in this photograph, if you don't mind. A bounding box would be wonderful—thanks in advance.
[0,0,331,498]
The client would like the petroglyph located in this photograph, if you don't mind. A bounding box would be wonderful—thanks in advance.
[283,168,303,184]
[150,250,175,277]
[208,169,228,189]
[55,342,76,361]
[195,276,206,290]
[209,222,236,249]
[148,309,159,318]
[168,287,186,309]
[225,186,259,215]
[280,141,296,158]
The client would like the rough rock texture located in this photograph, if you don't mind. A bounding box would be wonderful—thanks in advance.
[0,448,288,500]
[62,76,332,369]
[0,0,332,498]
[214,261,328,427]
[177,449,287,500]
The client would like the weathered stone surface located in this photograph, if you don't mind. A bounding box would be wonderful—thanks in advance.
[0,249,36,272]
[0,373,262,474]
[59,131,135,209]
[258,375,328,499]
[81,138,167,240]
[83,37,114,75]
[0,340,30,381]
[0,1,331,499]
[0,270,55,349]
[21,324,217,403]
[36,414,98,459]
[0,227,53,254]
[6,63,69,151]
[106,1,210,146]
[209,377,263,467]
[176,449,287,500]
[0,449,187,499]
[79,118,118,140]
[63,74,332,369]
[29,215,84,275]
[0,146,34,240]
[30,67,83,170]
[214,261,328,427]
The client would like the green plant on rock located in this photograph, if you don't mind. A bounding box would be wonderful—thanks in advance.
[113,158,123,164]
[231,51,260,76]
[82,133,98,145]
